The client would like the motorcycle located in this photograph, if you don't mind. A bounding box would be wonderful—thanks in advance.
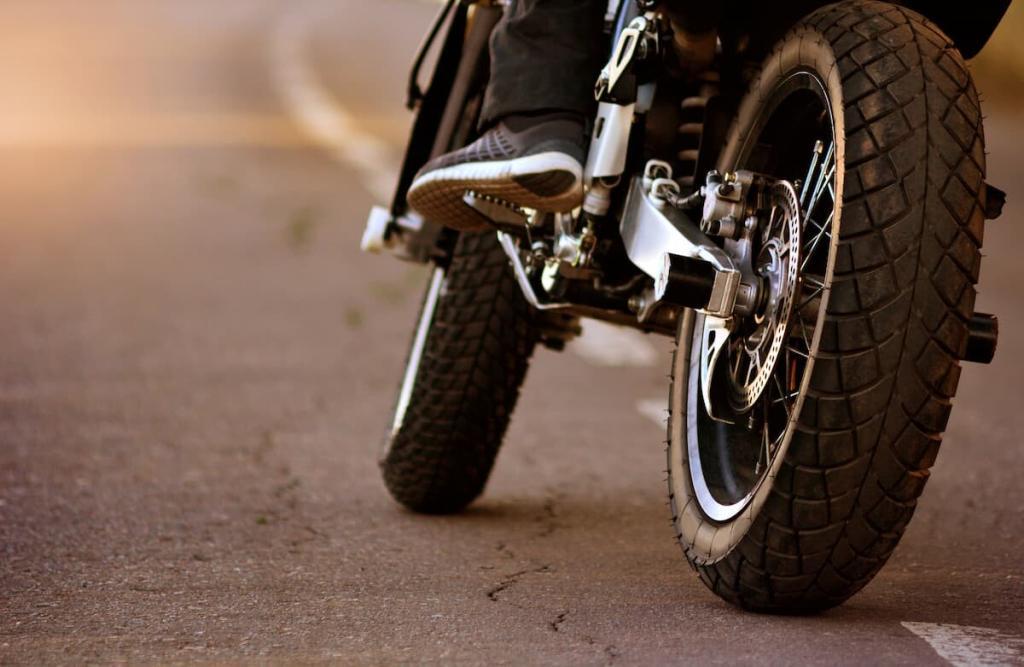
[362,0,1009,612]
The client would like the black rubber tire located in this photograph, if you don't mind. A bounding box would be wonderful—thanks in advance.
[667,1,986,611]
[381,231,538,514]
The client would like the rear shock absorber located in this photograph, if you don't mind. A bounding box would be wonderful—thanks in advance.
[676,96,705,190]
[675,77,719,191]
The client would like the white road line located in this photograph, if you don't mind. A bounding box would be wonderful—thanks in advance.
[902,622,1024,666]
[269,3,400,201]
[636,398,667,428]
[568,319,659,367]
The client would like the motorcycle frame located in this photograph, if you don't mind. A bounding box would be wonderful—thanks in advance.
[369,0,1009,334]
[387,0,1008,225]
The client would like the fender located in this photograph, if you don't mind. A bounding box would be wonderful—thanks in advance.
[731,0,1009,61]
[898,0,1010,58]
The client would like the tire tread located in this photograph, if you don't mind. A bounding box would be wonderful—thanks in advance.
[381,232,537,514]
[672,0,986,611]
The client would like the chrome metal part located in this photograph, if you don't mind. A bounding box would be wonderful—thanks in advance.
[594,16,650,100]
[679,71,841,525]
[636,81,657,113]
[699,314,734,424]
[496,232,572,311]
[463,191,529,227]
[700,170,756,233]
[388,266,446,450]
[642,159,673,190]
[620,175,742,319]
[696,180,803,420]
[586,13,661,184]
[361,206,392,254]
[800,140,824,210]
[731,182,801,412]
[584,101,635,183]
[361,206,432,262]
[551,213,595,268]
[583,182,613,216]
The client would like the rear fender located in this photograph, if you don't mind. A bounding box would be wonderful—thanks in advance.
[898,0,1010,58]
[730,0,1009,61]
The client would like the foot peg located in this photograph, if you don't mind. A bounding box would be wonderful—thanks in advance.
[964,312,998,364]
[361,206,440,264]
[361,206,394,254]
[462,191,529,228]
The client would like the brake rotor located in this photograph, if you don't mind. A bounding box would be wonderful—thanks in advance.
[704,181,802,416]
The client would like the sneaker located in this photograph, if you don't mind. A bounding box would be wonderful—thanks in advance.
[407,112,587,231]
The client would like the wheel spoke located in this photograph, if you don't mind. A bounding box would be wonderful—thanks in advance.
[757,414,771,475]
[792,306,814,352]
[806,142,835,217]
[801,209,834,271]
[772,373,792,421]
[744,350,758,385]
[800,140,825,209]
[687,78,839,522]
[786,344,809,359]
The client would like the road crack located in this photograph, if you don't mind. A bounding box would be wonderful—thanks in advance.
[549,610,568,632]
[535,493,563,538]
[485,565,551,602]
[582,634,621,663]
[495,541,515,559]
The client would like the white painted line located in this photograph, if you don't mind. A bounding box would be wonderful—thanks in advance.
[568,319,659,367]
[269,3,400,200]
[636,398,667,428]
[903,622,1024,666]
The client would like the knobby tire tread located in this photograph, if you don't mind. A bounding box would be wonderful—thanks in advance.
[671,1,986,611]
[382,231,537,514]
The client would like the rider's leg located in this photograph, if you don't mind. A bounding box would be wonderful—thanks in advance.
[481,0,607,126]
[407,0,607,231]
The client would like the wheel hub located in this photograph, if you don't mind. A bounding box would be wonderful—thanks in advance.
[701,179,802,416]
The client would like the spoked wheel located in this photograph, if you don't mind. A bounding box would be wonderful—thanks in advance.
[692,161,828,525]
[668,0,987,611]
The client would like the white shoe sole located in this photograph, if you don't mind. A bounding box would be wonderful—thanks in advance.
[407,152,584,231]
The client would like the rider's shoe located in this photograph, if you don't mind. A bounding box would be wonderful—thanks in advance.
[407,112,587,231]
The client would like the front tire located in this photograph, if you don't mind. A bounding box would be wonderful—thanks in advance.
[381,231,538,514]
[667,1,986,611]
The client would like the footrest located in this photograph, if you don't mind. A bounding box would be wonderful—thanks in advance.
[361,206,393,254]
[462,191,529,227]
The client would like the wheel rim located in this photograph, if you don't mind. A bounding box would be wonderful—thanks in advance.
[385,266,446,455]
[688,71,839,522]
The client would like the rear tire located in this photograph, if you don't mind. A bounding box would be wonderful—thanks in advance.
[667,1,986,611]
[381,231,538,514]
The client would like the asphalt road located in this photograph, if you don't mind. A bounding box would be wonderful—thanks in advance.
[1,1,1022,664]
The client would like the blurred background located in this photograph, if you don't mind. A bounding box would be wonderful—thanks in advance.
[972,2,1024,106]
[0,1,1021,663]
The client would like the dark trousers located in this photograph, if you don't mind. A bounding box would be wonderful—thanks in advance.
[481,0,607,126]
[479,0,724,126]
